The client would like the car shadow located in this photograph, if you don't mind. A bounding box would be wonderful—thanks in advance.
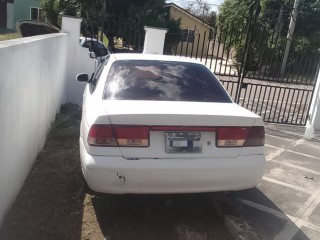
[225,187,311,240]
[91,192,233,240]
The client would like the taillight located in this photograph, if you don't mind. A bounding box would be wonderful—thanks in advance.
[217,127,249,147]
[113,126,149,147]
[217,126,265,147]
[87,125,117,146]
[244,126,265,147]
[87,125,149,147]
[88,124,264,148]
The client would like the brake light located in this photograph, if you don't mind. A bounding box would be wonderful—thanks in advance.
[88,125,264,148]
[114,126,149,147]
[217,127,249,147]
[87,125,117,146]
[217,126,265,147]
[244,126,265,147]
[87,125,149,147]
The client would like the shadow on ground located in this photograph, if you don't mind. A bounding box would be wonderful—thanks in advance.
[91,193,232,240]
[0,104,85,240]
[225,186,311,239]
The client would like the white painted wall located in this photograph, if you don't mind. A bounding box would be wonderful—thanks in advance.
[305,70,320,138]
[0,33,67,225]
[61,17,96,105]
[143,26,168,55]
[6,3,14,29]
[0,16,95,226]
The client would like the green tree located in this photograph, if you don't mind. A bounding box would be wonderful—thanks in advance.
[41,0,182,51]
[186,0,210,19]
[217,0,320,79]
[186,0,217,27]
[41,0,80,27]
[219,0,320,53]
[218,0,252,26]
[92,0,182,51]
[218,0,263,75]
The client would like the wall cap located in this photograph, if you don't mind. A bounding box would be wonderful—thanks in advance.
[61,16,83,22]
[0,33,67,49]
[144,26,168,32]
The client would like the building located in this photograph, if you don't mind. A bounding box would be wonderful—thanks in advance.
[0,0,42,30]
[165,3,216,58]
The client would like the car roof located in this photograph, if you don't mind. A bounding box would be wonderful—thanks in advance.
[111,53,203,64]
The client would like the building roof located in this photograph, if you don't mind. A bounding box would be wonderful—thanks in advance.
[164,3,213,30]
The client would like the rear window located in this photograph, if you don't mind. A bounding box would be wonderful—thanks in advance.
[103,60,232,103]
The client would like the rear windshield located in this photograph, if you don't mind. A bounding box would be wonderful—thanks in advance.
[103,60,232,103]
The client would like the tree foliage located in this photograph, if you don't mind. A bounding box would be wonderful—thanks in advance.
[218,0,252,26]
[41,0,182,51]
[218,0,320,53]
[185,0,217,27]
[186,0,210,18]
[41,0,81,27]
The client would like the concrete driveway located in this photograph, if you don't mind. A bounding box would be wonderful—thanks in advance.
[225,124,320,240]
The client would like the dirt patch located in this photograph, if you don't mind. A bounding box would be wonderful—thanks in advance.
[0,104,232,240]
[0,104,87,240]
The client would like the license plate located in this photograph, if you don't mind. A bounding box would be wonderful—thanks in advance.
[165,132,201,153]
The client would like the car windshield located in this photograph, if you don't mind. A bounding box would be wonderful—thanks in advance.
[103,60,232,103]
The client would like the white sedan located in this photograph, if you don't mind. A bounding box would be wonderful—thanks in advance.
[77,53,265,194]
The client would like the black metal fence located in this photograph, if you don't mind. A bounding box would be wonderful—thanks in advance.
[162,2,319,126]
[164,26,320,86]
[219,78,316,125]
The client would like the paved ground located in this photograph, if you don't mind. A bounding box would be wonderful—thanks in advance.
[225,124,320,240]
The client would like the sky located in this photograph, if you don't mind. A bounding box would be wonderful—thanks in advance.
[166,0,225,12]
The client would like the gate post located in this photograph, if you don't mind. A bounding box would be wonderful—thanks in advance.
[305,68,320,138]
[143,26,168,55]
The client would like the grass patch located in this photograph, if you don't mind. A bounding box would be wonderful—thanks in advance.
[0,32,21,41]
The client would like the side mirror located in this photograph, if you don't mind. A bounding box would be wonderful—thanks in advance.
[89,51,96,59]
[76,73,89,82]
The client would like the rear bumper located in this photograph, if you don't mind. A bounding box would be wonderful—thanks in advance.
[80,138,266,194]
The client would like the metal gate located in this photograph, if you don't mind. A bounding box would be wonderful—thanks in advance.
[164,0,320,126]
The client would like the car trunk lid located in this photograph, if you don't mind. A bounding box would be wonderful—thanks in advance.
[97,100,260,158]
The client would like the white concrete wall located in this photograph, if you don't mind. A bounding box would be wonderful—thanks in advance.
[143,26,167,55]
[305,69,320,138]
[0,33,67,225]
[7,3,14,29]
[312,71,320,130]
[0,16,96,226]
[61,17,96,105]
